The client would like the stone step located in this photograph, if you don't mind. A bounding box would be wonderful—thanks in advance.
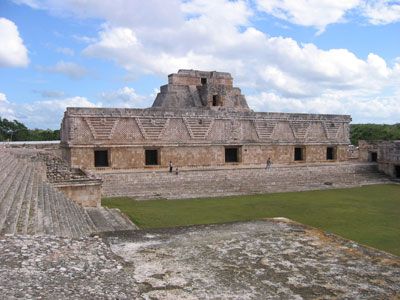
[1,164,34,235]
[18,167,39,234]
[104,207,137,230]
[85,207,137,232]
[0,162,29,232]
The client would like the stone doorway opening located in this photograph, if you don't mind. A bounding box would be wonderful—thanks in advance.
[225,147,240,163]
[294,147,304,161]
[145,149,159,166]
[326,147,336,160]
[395,165,400,178]
[212,95,221,106]
[370,152,378,162]
[94,150,109,167]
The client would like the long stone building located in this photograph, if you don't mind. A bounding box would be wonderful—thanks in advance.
[61,70,351,170]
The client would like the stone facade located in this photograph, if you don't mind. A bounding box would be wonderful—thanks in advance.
[378,140,400,178]
[61,70,351,170]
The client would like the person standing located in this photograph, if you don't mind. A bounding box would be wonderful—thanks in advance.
[266,157,272,170]
[169,161,173,173]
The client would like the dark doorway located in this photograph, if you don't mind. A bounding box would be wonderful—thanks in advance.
[145,149,158,165]
[94,150,109,167]
[294,147,304,161]
[201,77,207,85]
[212,95,218,106]
[225,147,239,163]
[370,152,378,162]
[395,165,400,178]
[326,147,335,160]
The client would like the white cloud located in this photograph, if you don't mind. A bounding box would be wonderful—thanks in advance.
[100,87,150,108]
[56,47,74,56]
[247,90,400,124]
[12,0,400,125]
[38,60,88,79]
[361,0,400,25]
[0,18,29,67]
[0,92,17,121]
[255,0,360,33]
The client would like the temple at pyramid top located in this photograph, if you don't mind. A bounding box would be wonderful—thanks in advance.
[152,69,250,110]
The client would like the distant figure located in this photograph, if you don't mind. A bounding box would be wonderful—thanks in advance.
[175,167,179,175]
[266,157,272,170]
[169,161,173,173]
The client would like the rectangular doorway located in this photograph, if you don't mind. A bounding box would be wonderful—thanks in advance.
[94,150,109,167]
[225,147,239,163]
[294,147,304,161]
[370,152,378,162]
[145,149,159,165]
[326,147,335,160]
[395,165,400,178]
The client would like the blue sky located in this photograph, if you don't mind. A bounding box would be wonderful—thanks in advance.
[0,0,399,129]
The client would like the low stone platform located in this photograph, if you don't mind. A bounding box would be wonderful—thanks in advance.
[100,162,392,199]
[1,219,398,299]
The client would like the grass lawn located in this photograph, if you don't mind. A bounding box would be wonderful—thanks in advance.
[102,184,400,256]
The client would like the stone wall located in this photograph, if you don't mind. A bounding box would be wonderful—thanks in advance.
[61,108,351,169]
[358,140,380,161]
[378,140,400,178]
[54,181,102,207]
[62,144,349,170]
[99,162,390,200]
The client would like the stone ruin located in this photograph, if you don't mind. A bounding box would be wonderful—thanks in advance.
[60,69,351,171]
[0,70,398,298]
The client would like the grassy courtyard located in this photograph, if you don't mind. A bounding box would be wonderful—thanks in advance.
[103,184,400,256]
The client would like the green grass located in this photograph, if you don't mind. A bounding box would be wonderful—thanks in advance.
[102,184,400,256]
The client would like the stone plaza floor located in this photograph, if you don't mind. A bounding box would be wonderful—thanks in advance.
[1,219,399,299]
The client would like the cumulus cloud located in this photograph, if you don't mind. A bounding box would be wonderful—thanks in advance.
[38,60,88,79]
[360,0,400,25]
[256,0,360,33]
[12,0,400,124]
[100,87,150,108]
[0,18,29,67]
[247,90,400,124]
[0,92,17,120]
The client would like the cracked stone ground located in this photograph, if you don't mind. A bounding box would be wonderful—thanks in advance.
[1,219,399,299]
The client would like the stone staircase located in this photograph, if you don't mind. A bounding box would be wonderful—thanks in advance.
[100,162,393,200]
[0,148,137,238]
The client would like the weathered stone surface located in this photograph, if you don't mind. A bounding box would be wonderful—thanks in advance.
[99,162,391,199]
[378,140,400,178]
[1,220,398,299]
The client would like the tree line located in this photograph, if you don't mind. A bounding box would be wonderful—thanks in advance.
[0,117,59,141]
[1,116,399,144]
[350,123,400,145]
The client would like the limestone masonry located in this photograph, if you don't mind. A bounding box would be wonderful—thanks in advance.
[61,70,351,170]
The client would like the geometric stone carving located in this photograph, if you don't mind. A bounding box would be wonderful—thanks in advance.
[306,122,327,141]
[271,121,295,141]
[183,118,214,139]
[135,117,169,140]
[290,121,310,139]
[84,117,119,140]
[254,120,277,140]
[324,122,341,139]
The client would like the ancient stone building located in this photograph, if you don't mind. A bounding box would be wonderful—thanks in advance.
[377,141,400,178]
[61,70,351,170]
